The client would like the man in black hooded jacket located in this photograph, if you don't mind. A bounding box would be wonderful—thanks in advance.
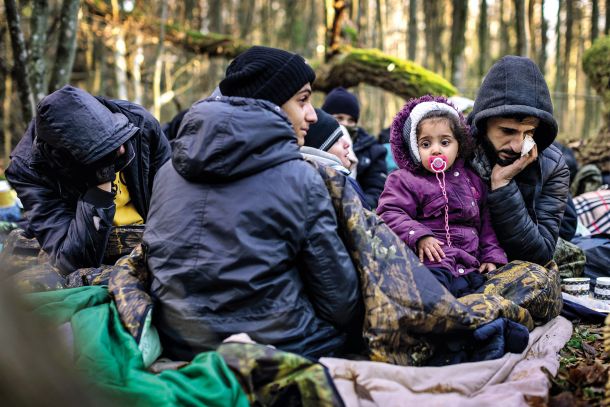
[468,56,570,265]
[6,85,170,275]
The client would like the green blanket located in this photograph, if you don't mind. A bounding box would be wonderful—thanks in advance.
[26,286,249,407]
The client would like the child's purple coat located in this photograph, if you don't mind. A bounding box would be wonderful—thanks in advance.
[377,95,507,277]
[378,159,507,276]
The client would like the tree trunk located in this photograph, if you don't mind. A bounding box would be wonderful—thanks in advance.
[208,0,221,33]
[327,0,348,61]
[304,0,318,56]
[450,0,467,84]
[423,1,445,74]
[591,0,599,42]
[238,0,254,39]
[132,34,143,105]
[538,0,547,74]
[606,0,609,35]
[478,0,488,78]
[499,0,511,57]
[375,0,383,50]
[515,0,527,56]
[0,23,7,163]
[48,0,80,92]
[527,0,537,59]
[408,0,417,61]
[554,0,562,94]
[3,0,35,123]
[357,0,368,46]
[564,0,573,82]
[153,0,168,119]
[29,0,49,104]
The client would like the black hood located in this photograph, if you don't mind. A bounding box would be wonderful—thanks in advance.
[171,96,302,182]
[34,85,138,165]
[468,56,558,153]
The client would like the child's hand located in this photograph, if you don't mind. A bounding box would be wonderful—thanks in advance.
[417,236,445,263]
[478,262,497,273]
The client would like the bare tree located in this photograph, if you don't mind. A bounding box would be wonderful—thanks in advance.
[423,0,445,74]
[527,0,537,59]
[29,0,49,104]
[499,0,511,57]
[450,0,467,84]
[375,0,384,50]
[48,0,81,92]
[515,0,527,56]
[238,0,255,39]
[478,0,488,77]
[591,0,599,42]
[153,0,169,119]
[538,0,548,74]
[3,0,35,123]
[606,0,609,35]
[408,0,417,61]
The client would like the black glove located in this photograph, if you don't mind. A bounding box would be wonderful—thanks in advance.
[471,318,529,362]
[87,149,120,186]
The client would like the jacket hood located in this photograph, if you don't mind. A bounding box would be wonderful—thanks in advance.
[172,96,302,182]
[34,85,138,165]
[390,95,468,171]
[467,56,557,153]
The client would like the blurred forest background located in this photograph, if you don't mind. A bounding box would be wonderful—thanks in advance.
[0,0,609,165]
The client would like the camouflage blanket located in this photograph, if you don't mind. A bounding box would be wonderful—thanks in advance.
[306,159,563,365]
[1,226,145,292]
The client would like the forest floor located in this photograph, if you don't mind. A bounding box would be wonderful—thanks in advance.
[548,322,608,406]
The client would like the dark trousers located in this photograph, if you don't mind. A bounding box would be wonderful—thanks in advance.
[429,267,486,298]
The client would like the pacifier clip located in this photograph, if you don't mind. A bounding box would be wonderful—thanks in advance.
[429,155,452,248]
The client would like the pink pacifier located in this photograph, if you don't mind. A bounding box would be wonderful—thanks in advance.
[428,155,448,173]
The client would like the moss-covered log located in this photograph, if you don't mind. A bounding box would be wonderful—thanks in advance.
[314,48,457,99]
[579,36,610,167]
[84,1,456,100]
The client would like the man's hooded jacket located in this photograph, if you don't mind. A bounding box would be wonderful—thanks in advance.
[467,56,570,265]
[6,86,170,275]
[144,96,361,360]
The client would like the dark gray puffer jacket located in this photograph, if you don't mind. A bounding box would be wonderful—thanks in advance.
[468,56,570,265]
[145,96,361,361]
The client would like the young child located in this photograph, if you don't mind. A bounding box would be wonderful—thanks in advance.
[377,95,507,297]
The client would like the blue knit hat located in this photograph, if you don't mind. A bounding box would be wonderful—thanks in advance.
[321,87,360,122]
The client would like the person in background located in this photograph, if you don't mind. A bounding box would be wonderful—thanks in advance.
[322,87,387,208]
[378,127,398,173]
[303,108,370,209]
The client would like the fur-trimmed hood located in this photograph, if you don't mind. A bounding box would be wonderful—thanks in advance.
[390,95,468,171]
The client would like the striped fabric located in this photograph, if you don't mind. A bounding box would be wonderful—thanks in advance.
[574,189,610,235]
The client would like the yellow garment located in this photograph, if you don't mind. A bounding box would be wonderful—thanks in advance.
[0,190,15,208]
[113,172,144,226]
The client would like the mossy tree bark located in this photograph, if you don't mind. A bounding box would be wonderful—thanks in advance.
[3,0,34,123]
[48,0,80,93]
[29,0,49,104]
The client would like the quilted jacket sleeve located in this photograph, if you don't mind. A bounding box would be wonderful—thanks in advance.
[299,171,361,331]
[486,152,570,264]
[6,157,115,275]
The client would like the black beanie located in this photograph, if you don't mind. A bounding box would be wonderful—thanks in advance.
[304,109,344,151]
[219,46,316,107]
[321,87,360,122]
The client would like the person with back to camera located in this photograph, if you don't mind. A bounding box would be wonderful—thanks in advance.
[144,46,361,361]
[377,95,507,297]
